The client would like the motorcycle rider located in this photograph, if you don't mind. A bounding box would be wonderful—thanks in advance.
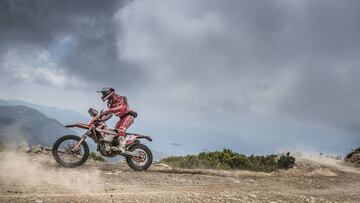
[97,87,137,152]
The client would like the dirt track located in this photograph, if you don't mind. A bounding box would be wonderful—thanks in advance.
[1,151,360,203]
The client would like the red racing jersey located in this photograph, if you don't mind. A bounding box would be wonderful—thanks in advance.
[107,93,130,118]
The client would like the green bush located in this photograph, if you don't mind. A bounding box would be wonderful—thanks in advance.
[160,149,295,172]
[277,152,295,169]
[89,152,105,162]
[346,146,360,159]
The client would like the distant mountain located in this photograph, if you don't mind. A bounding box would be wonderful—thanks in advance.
[0,105,74,146]
[0,99,88,125]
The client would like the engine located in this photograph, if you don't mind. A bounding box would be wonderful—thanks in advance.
[95,124,119,157]
[97,131,119,157]
[98,141,117,157]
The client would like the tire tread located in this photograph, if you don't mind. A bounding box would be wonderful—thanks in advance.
[52,135,89,168]
[126,144,153,171]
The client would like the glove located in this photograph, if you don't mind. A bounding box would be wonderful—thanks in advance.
[99,109,110,117]
[101,112,113,121]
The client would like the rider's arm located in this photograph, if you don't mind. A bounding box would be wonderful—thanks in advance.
[105,95,127,115]
[108,106,122,113]
[106,103,126,115]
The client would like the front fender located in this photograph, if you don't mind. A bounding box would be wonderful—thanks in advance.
[65,123,90,129]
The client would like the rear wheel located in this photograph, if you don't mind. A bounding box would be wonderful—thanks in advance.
[52,135,89,168]
[126,144,153,171]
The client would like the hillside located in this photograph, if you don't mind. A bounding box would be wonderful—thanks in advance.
[0,105,74,146]
[0,99,88,125]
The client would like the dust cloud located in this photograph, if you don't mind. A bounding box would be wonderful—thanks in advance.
[295,151,360,174]
[0,151,104,193]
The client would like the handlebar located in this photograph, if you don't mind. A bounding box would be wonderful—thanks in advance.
[101,112,113,121]
[95,109,113,122]
[88,108,113,123]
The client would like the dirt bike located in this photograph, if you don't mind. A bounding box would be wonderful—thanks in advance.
[52,108,153,171]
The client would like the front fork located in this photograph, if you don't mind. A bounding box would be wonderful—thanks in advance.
[73,130,89,151]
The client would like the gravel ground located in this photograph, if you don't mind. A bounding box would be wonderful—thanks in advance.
[1,151,360,203]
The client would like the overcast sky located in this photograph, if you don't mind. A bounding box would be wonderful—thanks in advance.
[1,0,359,155]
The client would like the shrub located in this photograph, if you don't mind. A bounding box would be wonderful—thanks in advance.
[160,149,295,172]
[346,146,360,159]
[277,152,295,169]
[89,152,105,162]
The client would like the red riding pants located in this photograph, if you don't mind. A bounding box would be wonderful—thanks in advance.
[115,115,134,137]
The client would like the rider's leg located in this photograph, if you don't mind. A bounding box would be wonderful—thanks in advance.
[112,115,134,152]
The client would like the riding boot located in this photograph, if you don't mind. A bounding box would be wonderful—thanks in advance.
[110,136,126,152]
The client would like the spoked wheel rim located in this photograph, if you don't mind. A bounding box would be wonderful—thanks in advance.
[56,139,86,165]
[52,135,89,168]
[126,144,152,171]
[131,149,148,167]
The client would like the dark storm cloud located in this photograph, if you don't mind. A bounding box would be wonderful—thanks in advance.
[0,0,144,90]
[116,0,360,135]
[1,0,360,139]
[0,0,118,48]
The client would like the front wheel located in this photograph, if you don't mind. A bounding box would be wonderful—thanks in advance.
[126,144,153,171]
[52,135,89,168]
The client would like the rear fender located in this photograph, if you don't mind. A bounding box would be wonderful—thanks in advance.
[125,133,152,142]
[125,133,152,148]
[134,135,152,142]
